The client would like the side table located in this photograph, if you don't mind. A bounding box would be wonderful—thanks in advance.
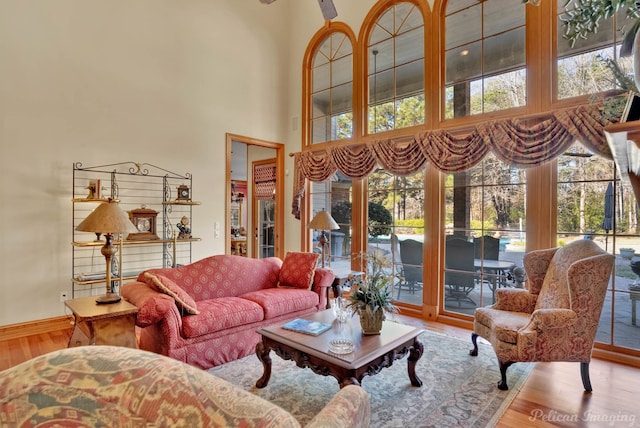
[65,296,138,348]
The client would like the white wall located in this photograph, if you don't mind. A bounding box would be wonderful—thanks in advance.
[0,0,384,326]
[0,0,295,325]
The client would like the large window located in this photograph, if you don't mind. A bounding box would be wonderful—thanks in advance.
[444,155,526,314]
[367,168,425,305]
[368,2,425,133]
[299,0,640,357]
[309,174,353,275]
[557,144,640,350]
[311,32,353,144]
[444,0,526,119]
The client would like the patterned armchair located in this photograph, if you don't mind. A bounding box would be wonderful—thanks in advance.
[470,239,614,391]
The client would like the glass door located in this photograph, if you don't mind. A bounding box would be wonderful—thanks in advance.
[257,200,275,258]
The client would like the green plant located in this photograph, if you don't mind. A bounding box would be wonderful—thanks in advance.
[524,0,640,56]
[347,251,398,316]
[330,200,392,238]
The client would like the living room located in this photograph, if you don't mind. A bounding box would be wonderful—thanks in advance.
[1,0,639,425]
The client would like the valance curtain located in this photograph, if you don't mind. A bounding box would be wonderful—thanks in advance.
[254,164,276,200]
[292,104,613,218]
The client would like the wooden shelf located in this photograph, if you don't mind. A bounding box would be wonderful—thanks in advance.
[162,200,201,205]
[71,198,119,203]
[72,237,201,247]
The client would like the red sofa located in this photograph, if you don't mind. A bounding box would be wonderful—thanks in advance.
[122,253,334,369]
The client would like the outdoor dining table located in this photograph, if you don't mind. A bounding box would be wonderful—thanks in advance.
[474,259,516,302]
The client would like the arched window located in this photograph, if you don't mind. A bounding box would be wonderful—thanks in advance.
[444,0,526,119]
[367,1,425,133]
[310,31,353,144]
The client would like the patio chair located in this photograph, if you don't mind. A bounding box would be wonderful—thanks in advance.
[474,236,499,260]
[444,238,476,308]
[396,238,423,299]
[470,239,614,391]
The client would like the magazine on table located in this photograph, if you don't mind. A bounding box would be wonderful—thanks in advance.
[282,318,332,336]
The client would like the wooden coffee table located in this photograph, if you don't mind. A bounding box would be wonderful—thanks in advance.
[255,309,424,389]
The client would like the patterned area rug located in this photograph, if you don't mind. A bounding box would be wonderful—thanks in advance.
[209,328,532,427]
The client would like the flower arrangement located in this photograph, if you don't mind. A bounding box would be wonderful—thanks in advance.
[346,250,399,317]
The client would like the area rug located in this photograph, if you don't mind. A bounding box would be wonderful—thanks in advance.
[209,328,532,427]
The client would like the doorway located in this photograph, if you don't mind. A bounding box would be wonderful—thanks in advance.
[226,134,284,259]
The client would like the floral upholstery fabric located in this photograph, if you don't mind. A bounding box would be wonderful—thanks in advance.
[0,346,370,428]
[474,239,614,364]
[138,255,284,301]
[182,297,265,338]
[122,255,335,369]
[240,288,320,319]
[143,272,200,315]
[278,251,320,289]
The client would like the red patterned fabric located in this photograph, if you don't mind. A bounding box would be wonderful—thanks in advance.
[290,103,614,219]
[474,239,614,366]
[143,272,199,315]
[0,346,370,427]
[240,288,319,319]
[140,255,283,300]
[122,254,335,369]
[278,251,320,289]
[182,297,264,338]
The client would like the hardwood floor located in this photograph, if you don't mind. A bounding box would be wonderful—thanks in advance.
[1,322,637,427]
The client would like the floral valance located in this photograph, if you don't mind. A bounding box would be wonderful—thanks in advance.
[292,104,613,218]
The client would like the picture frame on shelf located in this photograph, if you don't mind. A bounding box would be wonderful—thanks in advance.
[87,179,101,200]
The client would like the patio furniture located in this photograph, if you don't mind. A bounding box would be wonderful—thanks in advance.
[444,238,476,308]
[470,239,614,391]
[397,238,423,299]
[474,236,499,260]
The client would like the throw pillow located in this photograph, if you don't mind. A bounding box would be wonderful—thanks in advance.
[143,272,200,315]
[278,251,320,290]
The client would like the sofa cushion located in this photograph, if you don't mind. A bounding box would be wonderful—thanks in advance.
[144,272,199,315]
[278,251,320,290]
[240,288,320,319]
[182,297,264,338]
[475,307,531,344]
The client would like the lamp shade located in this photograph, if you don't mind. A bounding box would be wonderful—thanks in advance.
[308,210,339,230]
[76,199,137,235]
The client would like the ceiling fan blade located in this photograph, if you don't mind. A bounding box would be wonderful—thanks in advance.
[318,0,337,20]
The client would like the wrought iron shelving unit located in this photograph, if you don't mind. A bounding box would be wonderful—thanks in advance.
[71,162,200,298]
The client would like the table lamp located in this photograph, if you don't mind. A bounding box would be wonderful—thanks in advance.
[308,209,339,268]
[76,199,137,304]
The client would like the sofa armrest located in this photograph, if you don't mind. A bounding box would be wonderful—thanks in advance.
[492,288,537,313]
[121,281,180,327]
[305,385,370,428]
[312,267,335,309]
[524,308,577,331]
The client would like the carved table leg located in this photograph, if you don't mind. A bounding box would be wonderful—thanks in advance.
[407,338,424,387]
[255,341,272,388]
[339,377,361,389]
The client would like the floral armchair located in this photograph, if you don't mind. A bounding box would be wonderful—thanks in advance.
[470,239,614,391]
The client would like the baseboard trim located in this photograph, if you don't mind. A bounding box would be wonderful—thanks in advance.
[0,316,73,341]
